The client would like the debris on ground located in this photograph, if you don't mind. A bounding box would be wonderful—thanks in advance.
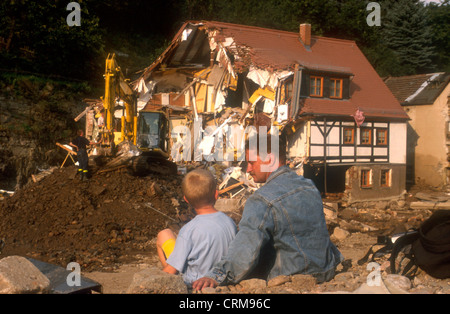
[0,163,449,294]
[0,165,191,272]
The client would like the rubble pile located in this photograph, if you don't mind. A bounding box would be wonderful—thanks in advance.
[1,162,449,294]
[0,166,191,271]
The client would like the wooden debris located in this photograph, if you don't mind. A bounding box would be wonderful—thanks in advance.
[219,181,245,195]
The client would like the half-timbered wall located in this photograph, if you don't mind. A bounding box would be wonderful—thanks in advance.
[287,118,407,202]
[306,119,406,165]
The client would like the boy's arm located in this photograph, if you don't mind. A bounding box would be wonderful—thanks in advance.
[163,264,178,275]
[166,233,191,275]
[197,196,273,287]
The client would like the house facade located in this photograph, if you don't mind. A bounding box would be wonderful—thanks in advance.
[134,21,409,203]
[384,73,450,188]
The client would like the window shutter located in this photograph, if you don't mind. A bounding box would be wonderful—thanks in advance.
[343,78,350,99]
[323,78,330,98]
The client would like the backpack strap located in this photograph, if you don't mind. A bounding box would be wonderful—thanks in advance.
[389,231,419,277]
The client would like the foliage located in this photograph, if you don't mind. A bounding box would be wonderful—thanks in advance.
[0,73,89,144]
[0,0,448,81]
[381,0,436,75]
[427,0,450,72]
[0,0,104,80]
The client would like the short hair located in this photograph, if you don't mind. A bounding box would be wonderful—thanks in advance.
[77,129,84,136]
[182,169,217,209]
[245,132,286,164]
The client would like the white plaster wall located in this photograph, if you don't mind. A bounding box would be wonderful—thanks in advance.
[389,122,407,164]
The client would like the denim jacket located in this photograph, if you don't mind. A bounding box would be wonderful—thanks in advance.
[207,166,344,285]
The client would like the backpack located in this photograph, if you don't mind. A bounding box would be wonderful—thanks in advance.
[390,210,450,279]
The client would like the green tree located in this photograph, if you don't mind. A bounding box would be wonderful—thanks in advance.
[0,0,104,80]
[427,0,450,72]
[382,0,436,75]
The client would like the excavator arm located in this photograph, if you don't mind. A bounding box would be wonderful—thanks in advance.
[103,53,138,145]
[99,53,177,176]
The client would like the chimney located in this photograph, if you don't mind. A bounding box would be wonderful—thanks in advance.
[300,23,311,47]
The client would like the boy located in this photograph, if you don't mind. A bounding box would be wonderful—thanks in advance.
[156,169,237,286]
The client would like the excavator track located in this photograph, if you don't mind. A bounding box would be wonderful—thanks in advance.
[131,155,178,176]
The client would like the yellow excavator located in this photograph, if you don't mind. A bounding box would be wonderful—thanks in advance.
[99,53,177,175]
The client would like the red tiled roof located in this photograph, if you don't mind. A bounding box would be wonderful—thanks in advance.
[384,73,450,105]
[200,21,408,120]
[203,22,408,119]
[143,21,408,120]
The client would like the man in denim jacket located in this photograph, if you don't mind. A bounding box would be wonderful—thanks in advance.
[193,133,343,290]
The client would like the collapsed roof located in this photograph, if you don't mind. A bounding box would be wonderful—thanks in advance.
[134,20,409,122]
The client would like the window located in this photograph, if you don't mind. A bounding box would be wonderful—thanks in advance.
[343,127,354,145]
[330,78,343,99]
[361,169,372,188]
[310,76,323,97]
[281,80,293,103]
[380,169,391,187]
[376,129,388,145]
[360,128,372,145]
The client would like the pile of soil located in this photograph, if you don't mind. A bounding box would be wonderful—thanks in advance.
[0,166,193,271]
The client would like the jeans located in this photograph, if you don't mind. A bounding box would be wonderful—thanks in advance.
[207,166,344,285]
[77,149,88,172]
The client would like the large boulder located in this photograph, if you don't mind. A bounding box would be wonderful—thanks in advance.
[0,256,50,294]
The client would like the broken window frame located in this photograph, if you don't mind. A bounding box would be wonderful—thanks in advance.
[310,76,323,97]
[330,78,343,99]
[360,169,373,188]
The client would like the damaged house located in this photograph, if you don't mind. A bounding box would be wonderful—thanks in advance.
[133,20,409,203]
[384,72,450,188]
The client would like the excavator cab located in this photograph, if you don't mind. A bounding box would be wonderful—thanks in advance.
[131,110,176,175]
[94,53,177,176]
[136,111,169,154]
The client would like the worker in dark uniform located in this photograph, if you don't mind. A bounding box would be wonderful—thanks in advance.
[70,129,94,180]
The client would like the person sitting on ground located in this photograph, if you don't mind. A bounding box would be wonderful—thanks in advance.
[156,168,237,286]
[193,132,344,291]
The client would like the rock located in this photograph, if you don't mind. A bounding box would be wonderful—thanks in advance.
[334,272,354,282]
[290,274,317,291]
[126,267,188,294]
[268,275,290,287]
[383,274,411,294]
[215,198,240,214]
[410,201,450,210]
[216,286,230,293]
[332,227,350,241]
[239,278,267,291]
[0,256,50,294]
[201,287,217,294]
[375,201,389,210]
[147,182,162,196]
[353,282,391,294]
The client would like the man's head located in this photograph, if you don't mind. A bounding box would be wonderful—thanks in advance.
[245,132,286,183]
[182,169,218,209]
[77,129,84,136]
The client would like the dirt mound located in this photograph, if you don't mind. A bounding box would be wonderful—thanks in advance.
[0,166,192,271]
